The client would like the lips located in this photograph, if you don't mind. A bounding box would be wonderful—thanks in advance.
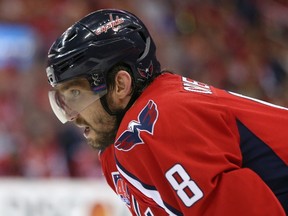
[75,123,91,139]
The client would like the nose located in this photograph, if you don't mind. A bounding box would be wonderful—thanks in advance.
[70,113,80,122]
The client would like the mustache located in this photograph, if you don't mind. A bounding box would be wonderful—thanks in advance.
[74,117,91,128]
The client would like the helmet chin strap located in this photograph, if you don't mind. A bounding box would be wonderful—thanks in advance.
[100,90,140,121]
[100,96,117,116]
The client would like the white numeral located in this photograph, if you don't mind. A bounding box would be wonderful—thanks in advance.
[145,207,154,216]
[165,164,203,207]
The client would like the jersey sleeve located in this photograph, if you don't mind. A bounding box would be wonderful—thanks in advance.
[115,95,285,215]
[99,146,137,216]
[100,146,170,215]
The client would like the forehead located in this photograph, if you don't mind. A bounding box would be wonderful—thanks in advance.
[55,77,90,92]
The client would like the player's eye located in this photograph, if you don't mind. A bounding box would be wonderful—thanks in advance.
[64,89,80,101]
[70,89,80,98]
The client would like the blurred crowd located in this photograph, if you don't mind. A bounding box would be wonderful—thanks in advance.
[0,0,287,178]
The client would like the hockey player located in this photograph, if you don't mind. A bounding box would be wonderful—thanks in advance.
[46,9,288,215]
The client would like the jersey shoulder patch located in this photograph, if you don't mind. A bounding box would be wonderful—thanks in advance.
[115,100,158,151]
[112,172,131,206]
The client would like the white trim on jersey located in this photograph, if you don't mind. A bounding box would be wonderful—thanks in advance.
[229,91,288,111]
[116,164,179,216]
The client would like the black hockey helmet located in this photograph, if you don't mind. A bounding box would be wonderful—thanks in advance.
[46,9,161,91]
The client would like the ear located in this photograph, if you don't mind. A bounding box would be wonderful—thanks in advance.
[112,70,133,107]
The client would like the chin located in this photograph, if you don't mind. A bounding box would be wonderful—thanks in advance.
[85,138,98,150]
[87,137,113,151]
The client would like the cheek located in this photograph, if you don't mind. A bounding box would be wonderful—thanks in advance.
[80,100,116,129]
[78,101,103,123]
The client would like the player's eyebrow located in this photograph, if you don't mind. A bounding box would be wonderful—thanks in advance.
[56,79,87,92]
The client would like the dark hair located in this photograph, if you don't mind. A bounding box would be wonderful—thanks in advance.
[106,63,161,96]
[106,63,134,92]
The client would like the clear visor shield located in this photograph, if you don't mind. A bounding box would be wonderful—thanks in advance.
[48,79,107,123]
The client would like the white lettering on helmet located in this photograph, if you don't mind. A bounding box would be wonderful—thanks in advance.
[95,14,125,35]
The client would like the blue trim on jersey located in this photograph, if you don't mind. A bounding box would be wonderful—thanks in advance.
[237,120,288,214]
[132,195,141,216]
[115,157,183,216]
[115,157,157,190]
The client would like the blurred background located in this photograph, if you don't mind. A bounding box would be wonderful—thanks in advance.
[0,0,287,215]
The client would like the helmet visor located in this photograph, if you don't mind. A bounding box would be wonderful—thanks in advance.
[48,77,107,123]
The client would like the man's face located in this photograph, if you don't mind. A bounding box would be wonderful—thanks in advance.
[51,77,118,150]
[74,98,118,150]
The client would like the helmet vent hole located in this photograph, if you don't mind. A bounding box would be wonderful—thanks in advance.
[56,51,85,74]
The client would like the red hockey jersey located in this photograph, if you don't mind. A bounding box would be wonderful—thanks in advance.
[100,73,287,215]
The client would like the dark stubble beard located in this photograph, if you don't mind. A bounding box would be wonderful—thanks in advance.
[87,111,124,151]
[87,124,118,151]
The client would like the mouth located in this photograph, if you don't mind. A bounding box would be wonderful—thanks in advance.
[75,123,91,139]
